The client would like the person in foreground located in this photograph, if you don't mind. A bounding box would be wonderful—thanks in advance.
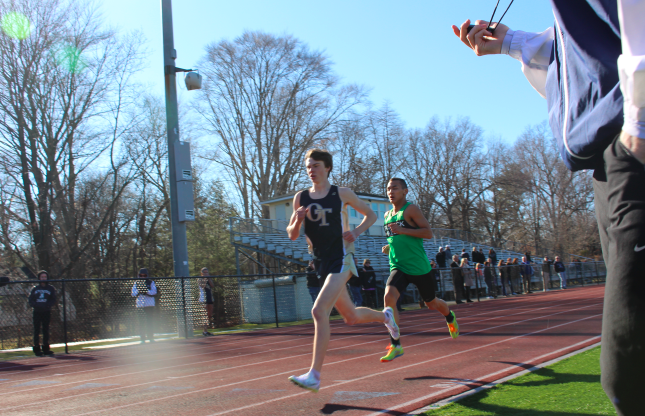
[381,178,458,362]
[287,149,399,393]
[452,2,645,413]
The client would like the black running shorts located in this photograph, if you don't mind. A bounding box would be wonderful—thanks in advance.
[314,252,357,286]
[386,269,436,302]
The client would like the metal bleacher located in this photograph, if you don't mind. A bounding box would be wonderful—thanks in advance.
[228,217,528,273]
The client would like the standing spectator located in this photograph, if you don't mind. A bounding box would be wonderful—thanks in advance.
[444,244,452,262]
[450,255,464,304]
[542,257,553,292]
[460,249,470,261]
[29,271,57,356]
[471,247,479,264]
[435,247,447,268]
[131,268,157,343]
[554,256,567,289]
[198,267,215,336]
[460,258,474,303]
[430,259,439,292]
[306,260,321,303]
[360,259,377,308]
[498,260,510,296]
[348,259,363,307]
[510,258,521,295]
[521,256,533,293]
[488,248,498,265]
[483,260,496,299]
[524,251,532,264]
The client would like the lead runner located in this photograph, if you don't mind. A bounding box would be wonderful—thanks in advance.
[287,149,399,393]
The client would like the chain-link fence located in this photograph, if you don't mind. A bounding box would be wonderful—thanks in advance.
[0,261,605,352]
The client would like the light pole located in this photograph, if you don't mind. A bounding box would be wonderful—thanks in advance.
[161,0,198,337]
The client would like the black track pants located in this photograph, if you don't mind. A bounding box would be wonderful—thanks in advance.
[594,135,645,416]
[33,310,51,346]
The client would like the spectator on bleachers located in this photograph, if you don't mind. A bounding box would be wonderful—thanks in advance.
[359,259,377,308]
[460,258,474,303]
[444,244,452,262]
[488,248,497,265]
[509,258,520,295]
[436,247,447,268]
[471,247,478,264]
[498,260,510,296]
[348,259,363,307]
[450,255,464,304]
[475,247,487,265]
[554,256,567,289]
[430,259,439,291]
[542,257,553,292]
[525,251,532,263]
[306,260,320,302]
[520,256,533,293]
[461,249,470,261]
[483,260,496,299]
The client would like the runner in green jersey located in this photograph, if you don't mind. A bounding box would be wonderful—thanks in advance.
[380,178,459,362]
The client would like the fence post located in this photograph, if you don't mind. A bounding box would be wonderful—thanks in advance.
[62,279,69,354]
[272,274,279,328]
[594,262,600,284]
[182,276,189,338]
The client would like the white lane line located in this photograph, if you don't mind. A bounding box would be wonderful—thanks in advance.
[0,286,595,379]
[64,302,603,416]
[204,313,603,416]
[0,293,576,393]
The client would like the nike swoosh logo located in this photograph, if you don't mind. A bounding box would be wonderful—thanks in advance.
[636,245,645,252]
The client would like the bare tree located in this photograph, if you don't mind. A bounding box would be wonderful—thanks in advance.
[0,0,145,276]
[195,31,367,218]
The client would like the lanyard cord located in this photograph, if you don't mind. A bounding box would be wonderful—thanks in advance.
[488,0,515,34]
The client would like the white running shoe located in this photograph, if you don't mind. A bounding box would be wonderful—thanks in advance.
[383,306,400,340]
[288,372,320,393]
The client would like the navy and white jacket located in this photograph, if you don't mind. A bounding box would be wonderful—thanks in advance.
[503,0,645,171]
[554,261,566,273]
[28,284,57,312]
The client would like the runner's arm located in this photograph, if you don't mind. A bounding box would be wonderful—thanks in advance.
[339,188,376,242]
[388,204,433,239]
[286,192,306,240]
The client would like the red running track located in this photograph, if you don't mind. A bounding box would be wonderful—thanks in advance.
[0,285,604,416]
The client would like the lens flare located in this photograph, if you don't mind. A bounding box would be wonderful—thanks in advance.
[55,45,87,73]
[1,12,32,40]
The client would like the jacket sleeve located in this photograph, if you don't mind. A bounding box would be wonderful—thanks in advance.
[147,282,157,297]
[617,0,645,139]
[28,287,37,308]
[502,28,554,98]
[47,287,57,308]
[131,283,138,297]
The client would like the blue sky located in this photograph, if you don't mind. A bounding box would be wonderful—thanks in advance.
[101,0,554,143]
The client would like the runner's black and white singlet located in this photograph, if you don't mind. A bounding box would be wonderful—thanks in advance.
[300,185,354,261]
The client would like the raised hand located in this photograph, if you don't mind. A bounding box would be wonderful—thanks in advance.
[451,19,509,56]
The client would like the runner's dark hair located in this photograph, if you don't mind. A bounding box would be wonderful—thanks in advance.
[305,149,332,177]
[388,177,408,189]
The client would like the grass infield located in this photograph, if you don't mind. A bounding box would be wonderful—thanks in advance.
[424,346,614,415]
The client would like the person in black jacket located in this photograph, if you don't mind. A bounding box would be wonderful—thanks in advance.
[554,256,567,289]
[435,247,447,268]
[450,255,464,304]
[488,248,497,265]
[359,259,377,308]
[28,271,57,356]
[305,260,320,302]
[542,257,553,292]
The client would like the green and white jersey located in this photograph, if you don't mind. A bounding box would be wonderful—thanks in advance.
[384,202,431,275]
